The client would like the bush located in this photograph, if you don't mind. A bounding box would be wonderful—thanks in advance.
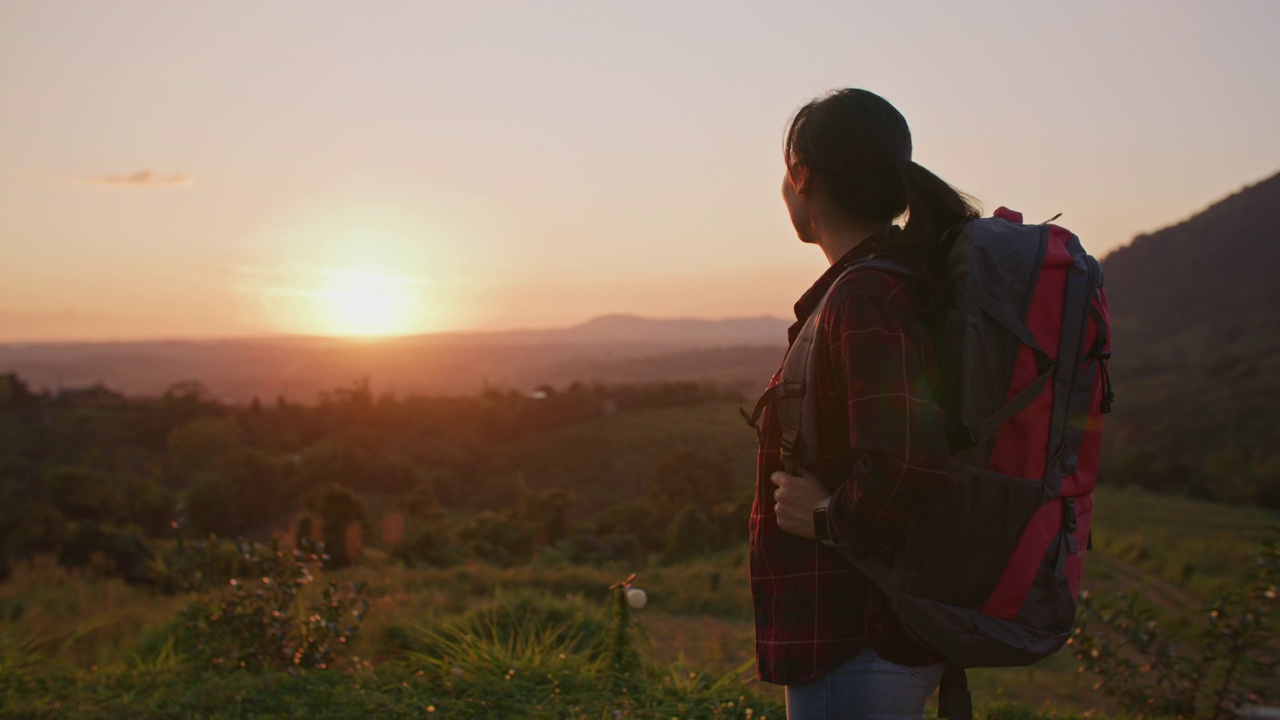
[184,448,295,537]
[390,522,461,568]
[1073,535,1279,717]
[312,485,369,569]
[455,510,536,566]
[57,522,154,584]
[663,505,712,564]
[177,538,368,672]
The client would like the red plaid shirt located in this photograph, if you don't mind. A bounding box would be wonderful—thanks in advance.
[749,242,953,684]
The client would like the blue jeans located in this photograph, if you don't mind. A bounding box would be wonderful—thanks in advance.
[785,647,946,720]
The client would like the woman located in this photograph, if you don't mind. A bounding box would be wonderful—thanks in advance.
[750,88,978,720]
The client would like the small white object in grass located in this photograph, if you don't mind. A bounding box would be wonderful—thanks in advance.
[625,587,647,609]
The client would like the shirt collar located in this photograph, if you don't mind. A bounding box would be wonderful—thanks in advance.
[787,241,881,343]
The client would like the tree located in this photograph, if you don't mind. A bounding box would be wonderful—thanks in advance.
[399,480,440,521]
[42,465,116,522]
[391,519,460,568]
[58,522,153,584]
[313,485,369,568]
[648,446,736,519]
[162,380,218,425]
[300,438,421,494]
[455,510,535,567]
[516,488,575,546]
[185,448,294,537]
[167,416,242,483]
[663,505,712,564]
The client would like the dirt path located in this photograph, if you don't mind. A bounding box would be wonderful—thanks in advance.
[1086,554,1203,611]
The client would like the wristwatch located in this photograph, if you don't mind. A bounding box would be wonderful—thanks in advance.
[813,496,838,548]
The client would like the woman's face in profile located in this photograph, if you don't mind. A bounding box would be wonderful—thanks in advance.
[782,166,815,245]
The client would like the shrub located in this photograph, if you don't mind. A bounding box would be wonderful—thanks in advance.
[57,522,154,584]
[312,485,369,569]
[390,521,461,568]
[663,505,712,564]
[177,538,368,672]
[455,510,536,566]
[1073,535,1279,717]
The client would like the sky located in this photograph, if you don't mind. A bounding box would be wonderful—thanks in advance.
[1,0,1278,342]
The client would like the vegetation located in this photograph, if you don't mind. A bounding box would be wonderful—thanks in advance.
[1101,171,1280,508]
[1073,533,1279,718]
[1,368,1278,717]
[0,373,751,581]
[0,545,784,719]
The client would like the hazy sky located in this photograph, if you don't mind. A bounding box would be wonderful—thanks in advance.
[2,0,1277,341]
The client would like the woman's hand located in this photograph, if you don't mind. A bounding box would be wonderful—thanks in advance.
[770,470,830,540]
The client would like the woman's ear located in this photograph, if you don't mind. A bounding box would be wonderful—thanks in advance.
[788,164,813,196]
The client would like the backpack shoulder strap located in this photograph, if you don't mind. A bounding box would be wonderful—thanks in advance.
[741,255,912,472]
[853,256,914,279]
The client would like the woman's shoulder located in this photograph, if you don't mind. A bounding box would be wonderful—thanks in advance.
[826,262,914,308]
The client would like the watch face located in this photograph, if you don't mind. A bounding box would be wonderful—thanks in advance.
[814,507,830,541]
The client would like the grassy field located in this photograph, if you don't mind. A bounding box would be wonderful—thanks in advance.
[1,485,1275,718]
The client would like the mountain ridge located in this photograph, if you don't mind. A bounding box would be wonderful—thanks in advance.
[1102,170,1280,363]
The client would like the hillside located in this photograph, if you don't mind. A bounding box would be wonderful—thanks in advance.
[1100,170,1280,502]
[1103,170,1280,364]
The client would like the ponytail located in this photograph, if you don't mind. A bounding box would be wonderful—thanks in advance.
[896,159,979,256]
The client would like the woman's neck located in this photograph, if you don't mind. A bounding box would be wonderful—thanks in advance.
[814,212,884,265]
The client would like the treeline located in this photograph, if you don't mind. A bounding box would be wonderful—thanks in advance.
[0,373,751,582]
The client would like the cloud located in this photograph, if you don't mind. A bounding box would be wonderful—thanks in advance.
[91,169,193,187]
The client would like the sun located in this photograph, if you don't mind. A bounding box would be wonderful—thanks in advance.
[317,269,420,338]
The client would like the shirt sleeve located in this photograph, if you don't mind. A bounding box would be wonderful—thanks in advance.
[821,271,952,556]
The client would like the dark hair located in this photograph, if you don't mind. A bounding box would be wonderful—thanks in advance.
[785,89,979,310]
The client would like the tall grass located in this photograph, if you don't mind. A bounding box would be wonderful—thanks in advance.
[0,572,786,720]
[1091,485,1279,596]
[0,555,183,669]
[0,485,1273,718]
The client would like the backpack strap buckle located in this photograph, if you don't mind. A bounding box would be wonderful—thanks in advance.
[740,380,805,431]
[1063,498,1079,554]
[779,424,800,474]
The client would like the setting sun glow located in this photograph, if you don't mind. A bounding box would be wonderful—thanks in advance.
[317,269,421,338]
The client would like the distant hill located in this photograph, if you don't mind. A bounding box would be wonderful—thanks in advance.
[440,314,789,347]
[1103,171,1280,364]
[0,315,790,403]
[1100,170,1280,502]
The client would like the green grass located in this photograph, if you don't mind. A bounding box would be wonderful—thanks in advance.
[0,486,1274,718]
[1090,484,1278,596]
[0,577,783,720]
[0,661,791,720]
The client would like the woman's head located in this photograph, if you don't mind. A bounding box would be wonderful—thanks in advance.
[784,89,977,253]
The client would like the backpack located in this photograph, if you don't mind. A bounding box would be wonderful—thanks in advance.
[745,208,1113,718]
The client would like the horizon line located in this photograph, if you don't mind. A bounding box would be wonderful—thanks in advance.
[0,311,793,348]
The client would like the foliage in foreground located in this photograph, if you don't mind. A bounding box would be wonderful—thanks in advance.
[160,536,369,673]
[1073,535,1279,718]
[0,579,786,720]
